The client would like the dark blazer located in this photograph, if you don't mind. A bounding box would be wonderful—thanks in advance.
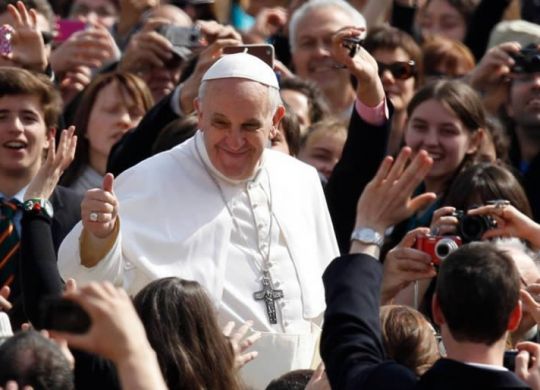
[324,103,392,254]
[321,254,530,390]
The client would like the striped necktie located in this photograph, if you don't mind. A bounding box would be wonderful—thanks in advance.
[0,199,21,288]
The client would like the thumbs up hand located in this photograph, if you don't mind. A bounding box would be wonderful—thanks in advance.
[81,173,119,239]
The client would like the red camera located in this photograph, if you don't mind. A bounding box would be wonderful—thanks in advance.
[414,235,462,265]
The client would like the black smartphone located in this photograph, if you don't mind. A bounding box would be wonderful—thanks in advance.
[223,44,275,68]
[40,297,91,334]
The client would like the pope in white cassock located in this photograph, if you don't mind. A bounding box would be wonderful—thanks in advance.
[58,53,339,388]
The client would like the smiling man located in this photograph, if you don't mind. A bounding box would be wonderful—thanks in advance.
[0,67,81,325]
[289,0,366,121]
[58,53,339,388]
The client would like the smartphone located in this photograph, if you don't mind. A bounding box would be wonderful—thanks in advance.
[55,19,86,44]
[0,25,13,56]
[503,350,519,371]
[223,44,275,68]
[40,296,91,334]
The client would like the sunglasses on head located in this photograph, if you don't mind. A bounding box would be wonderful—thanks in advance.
[377,60,416,80]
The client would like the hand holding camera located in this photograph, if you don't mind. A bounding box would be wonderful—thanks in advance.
[0,2,47,72]
[468,202,540,249]
[50,23,118,75]
[466,41,521,92]
[381,227,437,304]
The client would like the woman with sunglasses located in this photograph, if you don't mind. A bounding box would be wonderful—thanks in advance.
[363,25,422,156]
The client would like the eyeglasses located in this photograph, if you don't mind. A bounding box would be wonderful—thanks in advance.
[377,60,417,80]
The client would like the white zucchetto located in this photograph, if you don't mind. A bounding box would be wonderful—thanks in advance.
[202,52,279,89]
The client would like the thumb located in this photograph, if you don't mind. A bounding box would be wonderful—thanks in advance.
[0,285,10,299]
[102,173,114,193]
[400,227,431,248]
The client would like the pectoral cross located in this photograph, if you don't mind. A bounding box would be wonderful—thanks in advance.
[253,271,284,324]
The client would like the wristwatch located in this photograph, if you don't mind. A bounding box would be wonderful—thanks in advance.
[350,227,384,247]
[23,198,54,218]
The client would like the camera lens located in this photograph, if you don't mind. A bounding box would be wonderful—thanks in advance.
[459,215,491,242]
[435,238,460,261]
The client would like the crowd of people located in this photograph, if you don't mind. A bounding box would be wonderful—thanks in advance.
[2,0,540,388]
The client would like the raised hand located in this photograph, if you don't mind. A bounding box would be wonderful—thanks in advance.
[81,173,118,239]
[178,22,242,114]
[49,282,167,390]
[1,1,47,72]
[50,24,119,75]
[331,26,384,107]
[245,7,287,43]
[25,126,77,201]
[222,320,261,369]
[118,18,173,74]
[354,147,436,236]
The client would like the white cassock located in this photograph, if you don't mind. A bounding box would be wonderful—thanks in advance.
[58,131,339,388]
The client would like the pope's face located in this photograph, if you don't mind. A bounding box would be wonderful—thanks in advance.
[196,79,284,180]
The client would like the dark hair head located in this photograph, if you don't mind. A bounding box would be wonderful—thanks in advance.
[443,162,532,217]
[152,115,198,155]
[363,25,423,85]
[407,79,486,132]
[279,77,330,125]
[0,330,74,390]
[436,242,521,345]
[422,35,475,80]
[265,369,314,390]
[423,0,480,25]
[0,67,61,129]
[60,71,154,186]
[380,305,439,376]
[279,101,301,156]
[133,277,241,390]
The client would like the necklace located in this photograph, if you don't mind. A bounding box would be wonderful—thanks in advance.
[194,137,284,324]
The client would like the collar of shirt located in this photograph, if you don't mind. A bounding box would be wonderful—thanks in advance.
[194,130,266,185]
[464,361,508,372]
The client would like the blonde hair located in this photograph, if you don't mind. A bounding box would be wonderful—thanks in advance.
[380,305,440,376]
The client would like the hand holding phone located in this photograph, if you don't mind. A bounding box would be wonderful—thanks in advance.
[0,24,14,56]
[40,296,91,334]
[223,44,275,68]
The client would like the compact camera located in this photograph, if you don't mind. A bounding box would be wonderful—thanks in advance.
[511,45,540,74]
[414,235,462,265]
[453,210,497,243]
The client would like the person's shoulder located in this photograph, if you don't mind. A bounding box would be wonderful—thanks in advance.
[265,149,318,176]
[119,138,195,179]
[50,185,83,207]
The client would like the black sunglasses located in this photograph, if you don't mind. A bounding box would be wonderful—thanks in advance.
[377,60,417,80]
